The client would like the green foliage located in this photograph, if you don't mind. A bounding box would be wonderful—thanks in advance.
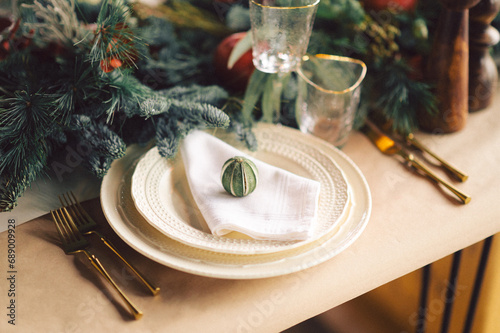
[0,0,233,210]
[89,0,139,66]
[21,0,88,48]
[315,0,366,25]
[371,59,437,135]
[225,5,250,31]
[141,85,231,159]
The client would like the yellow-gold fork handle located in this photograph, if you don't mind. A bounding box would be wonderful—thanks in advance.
[399,151,471,204]
[88,231,160,296]
[407,134,469,182]
[83,250,143,320]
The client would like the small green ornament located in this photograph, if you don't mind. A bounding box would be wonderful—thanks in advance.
[221,156,259,197]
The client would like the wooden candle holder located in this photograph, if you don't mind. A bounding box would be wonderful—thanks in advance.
[418,0,481,133]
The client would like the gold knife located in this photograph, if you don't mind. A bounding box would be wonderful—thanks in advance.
[405,133,468,182]
[368,114,468,182]
[360,121,471,204]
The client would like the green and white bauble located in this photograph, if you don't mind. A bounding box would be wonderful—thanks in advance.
[221,156,259,197]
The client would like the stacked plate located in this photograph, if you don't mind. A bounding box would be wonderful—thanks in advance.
[101,123,371,279]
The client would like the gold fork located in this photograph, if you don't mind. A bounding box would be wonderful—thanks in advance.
[59,192,160,296]
[51,208,143,320]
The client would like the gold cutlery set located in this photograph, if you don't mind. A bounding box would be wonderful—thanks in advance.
[360,120,471,204]
[50,192,159,320]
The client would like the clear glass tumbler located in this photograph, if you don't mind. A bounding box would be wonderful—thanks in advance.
[296,54,367,148]
[249,0,319,73]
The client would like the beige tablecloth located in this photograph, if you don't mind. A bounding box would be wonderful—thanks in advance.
[1,90,500,332]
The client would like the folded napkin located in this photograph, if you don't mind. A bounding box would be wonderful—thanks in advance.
[179,130,321,241]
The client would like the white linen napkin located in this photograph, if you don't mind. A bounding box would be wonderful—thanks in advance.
[179,130,321,241]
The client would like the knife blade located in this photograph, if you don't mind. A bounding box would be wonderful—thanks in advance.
[360,121,471,204]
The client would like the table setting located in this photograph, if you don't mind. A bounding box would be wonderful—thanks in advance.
[1,0,500,332]
[101,123,371,283]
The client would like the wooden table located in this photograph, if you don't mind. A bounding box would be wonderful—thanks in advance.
[1,89,499,333]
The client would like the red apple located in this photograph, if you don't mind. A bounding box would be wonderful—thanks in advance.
[213,32,255,93]
[362,0,418,11]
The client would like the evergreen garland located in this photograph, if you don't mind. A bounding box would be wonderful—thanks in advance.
[0,0,233,211]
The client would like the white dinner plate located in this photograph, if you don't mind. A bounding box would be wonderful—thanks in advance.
[101,123,371,279]
[130,126,350,254]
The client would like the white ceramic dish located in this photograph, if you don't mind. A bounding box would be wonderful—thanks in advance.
[130,126,350,254]
[101,124,371,279]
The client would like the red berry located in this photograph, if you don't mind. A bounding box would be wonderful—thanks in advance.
[100,58,114,73]
[109,57,123,69]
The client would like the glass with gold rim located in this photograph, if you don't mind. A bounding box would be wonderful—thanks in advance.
[249,0,319,73]
[296,54,367,148]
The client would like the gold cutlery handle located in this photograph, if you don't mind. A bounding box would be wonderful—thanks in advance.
[402,152,471,204]
[89,231,160,296]
[407,134,469,182]
[83,250,143,320]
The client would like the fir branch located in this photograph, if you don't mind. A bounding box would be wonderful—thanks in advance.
[85,153,113,178]
[155,117,180,159]
[78,121,126,159]
[137,16,176,47]
[228,120,258,152]
[159,84,229,106]
[139,95,172,118]
[139,52,207,88]
[170,100,230,128]
[68,114,91,131]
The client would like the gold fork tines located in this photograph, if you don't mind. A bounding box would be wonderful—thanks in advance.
[59,192,160,296]
[51,208,143,320]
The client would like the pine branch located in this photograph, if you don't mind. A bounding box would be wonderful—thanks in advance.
[89,0,144,70]
[373,60,437,134]
[0,53,29,96]
[21,0,89,49]
[0,90,59,145]
[53,57,100,125]
[0,136,49,211]
[99,70,153,122]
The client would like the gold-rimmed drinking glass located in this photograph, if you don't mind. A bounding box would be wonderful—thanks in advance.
[249,0,319,73]
[296,54,367,148]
